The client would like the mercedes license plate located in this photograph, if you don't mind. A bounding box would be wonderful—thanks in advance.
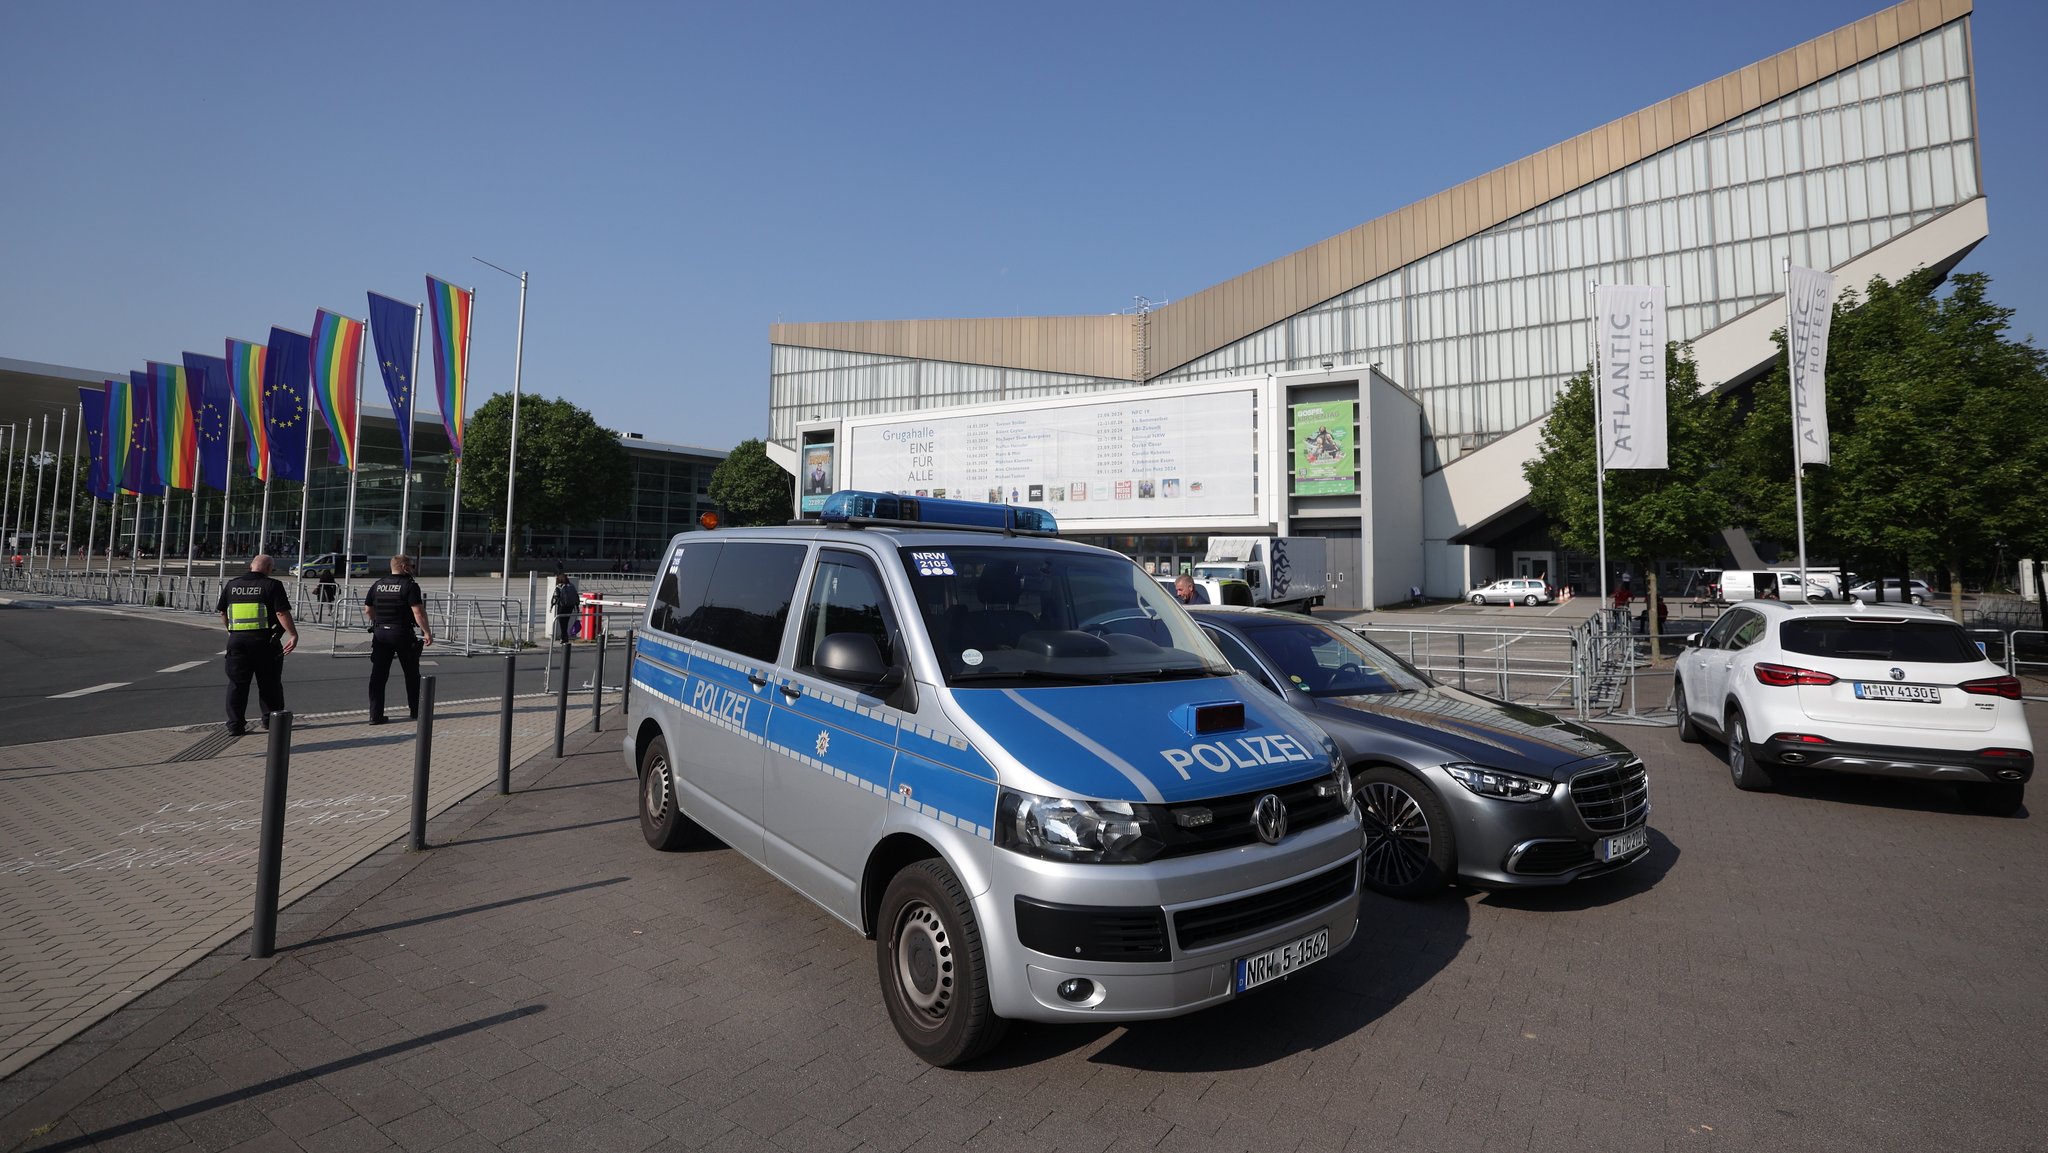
[1597,824,1650,862]
[1855,682,1940,703]
[1234,927,1330,994]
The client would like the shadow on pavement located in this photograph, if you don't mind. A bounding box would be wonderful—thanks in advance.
[20,1006,546,1153]
[289,878,629,951]
[1703,748,2028,817]
[448,815,637,847]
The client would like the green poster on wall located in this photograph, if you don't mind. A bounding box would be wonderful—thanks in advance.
[1292,402,1356,495]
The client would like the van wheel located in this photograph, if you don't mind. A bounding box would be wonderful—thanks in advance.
[1356,767,1455,898]
[1673,678,1700,743]
[638,735,699,850]
[876,860,1005,1066]
[1726,713,1774,792]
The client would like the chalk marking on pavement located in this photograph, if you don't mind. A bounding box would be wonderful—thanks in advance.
[158,660,207,674]
[50,682,129,699]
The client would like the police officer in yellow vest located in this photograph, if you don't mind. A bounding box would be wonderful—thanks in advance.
[215,554,297,735]
[363,554,434,724]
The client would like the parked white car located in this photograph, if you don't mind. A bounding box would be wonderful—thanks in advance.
[1469,578,1553,606]
[1672,600,2031,815]
[1847,578,1933,605]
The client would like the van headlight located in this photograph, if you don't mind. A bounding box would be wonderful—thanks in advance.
[996,790,1166,864]
[1444,763,1554,802]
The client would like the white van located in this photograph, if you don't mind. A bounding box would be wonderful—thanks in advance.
[625,491,1363,1065]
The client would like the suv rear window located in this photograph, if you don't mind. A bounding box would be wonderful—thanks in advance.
[1779,618,1981,663]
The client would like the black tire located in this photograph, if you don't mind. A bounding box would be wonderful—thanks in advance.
[1470,593,1486,606]
[1958,782,2025,817]
[1726,712,1774,792]
[1674,677,1700,743]
[638,733,699,850]
[1356,766,1456,898]
[1911,594,1926,606]
[876,859,1005,1066]
[1523,594,1539,606]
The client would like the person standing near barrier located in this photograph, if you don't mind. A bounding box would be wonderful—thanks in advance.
[364,554,434,724]
[552,572,579,643]
[217,554,297,735]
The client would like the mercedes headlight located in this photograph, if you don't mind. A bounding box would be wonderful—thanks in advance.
[996,789,1166,864]
[1445,762,1554,802]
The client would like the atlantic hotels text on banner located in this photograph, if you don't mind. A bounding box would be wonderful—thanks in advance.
[1594,285,1667,470]
[1787,265,1838,467]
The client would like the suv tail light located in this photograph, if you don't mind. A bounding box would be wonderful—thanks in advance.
[1754,662,1839,688]
[1959,675,2022,700]
[1770,733,1831,744]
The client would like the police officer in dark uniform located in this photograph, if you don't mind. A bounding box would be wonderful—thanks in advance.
[216,554,297,735]
[362,554,434,724]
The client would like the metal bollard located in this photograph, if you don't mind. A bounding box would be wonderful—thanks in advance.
[411,676,436,851]
[554,641,572,758]
[250,711,293,959]
[498,651,516,795]
[591,629,607,733]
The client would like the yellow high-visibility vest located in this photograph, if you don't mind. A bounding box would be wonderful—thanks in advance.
[226,601,267,632]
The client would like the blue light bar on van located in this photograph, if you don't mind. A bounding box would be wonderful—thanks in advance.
[818,490,1058,534]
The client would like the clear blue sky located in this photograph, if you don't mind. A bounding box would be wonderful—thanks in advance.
[3,1,2041,453]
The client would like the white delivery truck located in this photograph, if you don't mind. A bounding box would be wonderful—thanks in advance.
[1195,536,1328,613]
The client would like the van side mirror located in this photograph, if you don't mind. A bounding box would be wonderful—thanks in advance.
[815,633,903,689]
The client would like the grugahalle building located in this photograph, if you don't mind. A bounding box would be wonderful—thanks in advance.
[765,0,1986,608]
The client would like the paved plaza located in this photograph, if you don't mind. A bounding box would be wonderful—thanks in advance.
[1,688,2043,1151]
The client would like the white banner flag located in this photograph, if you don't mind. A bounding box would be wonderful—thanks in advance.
[1787,265,1838,466]
[1594,285,1667,469]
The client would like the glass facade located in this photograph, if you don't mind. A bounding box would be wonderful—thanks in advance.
[102,415,724,573]
[768,20,1978,475]
[1160,21,1977,469]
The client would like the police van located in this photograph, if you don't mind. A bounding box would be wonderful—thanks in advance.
[625,492,1363,1065]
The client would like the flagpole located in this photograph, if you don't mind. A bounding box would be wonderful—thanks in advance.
[342,322,363,604]
[1589,281,1609,612]
[46,407,69,576]
[156,490,168,581]
[219,391,236,577]
[399,303,421,556]
[295,376,314,595]
[445,287,472,606]
[476,258,527,601]
[86,490,99,580]
[14,422,34,561]
[1,425,14,557]
[1784,257,1810,594]
[62,404,81,577]
[29,415,50,568]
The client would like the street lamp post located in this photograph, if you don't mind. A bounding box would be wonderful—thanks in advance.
[475,257,527,603]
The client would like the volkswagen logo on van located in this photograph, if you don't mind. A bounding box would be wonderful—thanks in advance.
[1252,794,1289,845]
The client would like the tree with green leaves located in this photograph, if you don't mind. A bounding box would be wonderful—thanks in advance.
[707,438,793,527]
[1726,270,2048,614]
[1524,344,1737,656]
[456,393,633,541]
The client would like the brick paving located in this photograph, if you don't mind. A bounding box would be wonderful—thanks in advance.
[1,705,2044,1152]
[0,695,609,1082]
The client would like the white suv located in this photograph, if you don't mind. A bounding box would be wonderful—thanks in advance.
[1673,600,2032,815]
[1470,578,1553,606]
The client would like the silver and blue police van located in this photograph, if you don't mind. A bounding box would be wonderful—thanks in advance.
[624,492,1362,1065]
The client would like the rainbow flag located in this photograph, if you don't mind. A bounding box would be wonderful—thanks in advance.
[426,275,472,459]
[147,361,198,490]
[311,309,365,470]
[226,338,268,481]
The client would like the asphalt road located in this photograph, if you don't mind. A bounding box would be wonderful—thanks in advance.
[0,600,584,745]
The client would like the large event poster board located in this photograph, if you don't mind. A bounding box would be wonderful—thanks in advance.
[1291,401,1356,495]
[847,389,1258,524]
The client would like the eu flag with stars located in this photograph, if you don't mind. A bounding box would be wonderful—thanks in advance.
[80,385,112,501]
[264,327,311,484]
[122,371,165,495]
[368,292,418,467]
[185,352,232,491]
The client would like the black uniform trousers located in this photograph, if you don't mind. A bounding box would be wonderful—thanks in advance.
[368,628,423,721]
[225,635,285,729]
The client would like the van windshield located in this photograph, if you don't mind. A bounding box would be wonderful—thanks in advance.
[897,545,1234,687]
